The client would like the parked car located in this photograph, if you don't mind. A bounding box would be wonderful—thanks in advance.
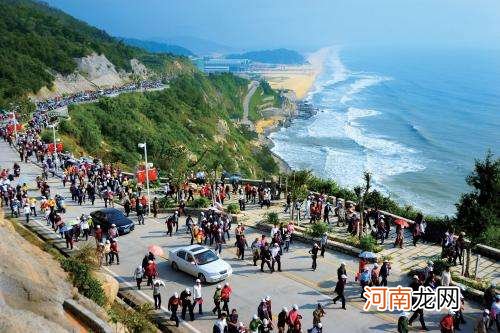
[90,208,135,235]
[168,245,232,283]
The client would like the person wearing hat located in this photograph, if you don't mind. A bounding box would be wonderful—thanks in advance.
[168,292,180,327]
[103,239,111,265]
[133,264,144,290]
[96,241,105,268]
[265,296,273,321]
[271,243,282,272]
[288,305,300,331]
[180,287,194,321]
[193,278,203,315]
[308,243,319,271]
[94,225,103,245]
[277,307,288,333]
[258,299,270,321]
[397,312,409,333]
[439,310,455,333]
[153,280,164,310]
[108,223,118,240]
[109,239,119,265]
[144,260,158,287]
[212,285,222,318]
[249,314,263,333]
[333,274,347,310]
[221,282,232,314]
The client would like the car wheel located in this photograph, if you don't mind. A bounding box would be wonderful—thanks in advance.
[198,273,206,284]
[172,262,178,272]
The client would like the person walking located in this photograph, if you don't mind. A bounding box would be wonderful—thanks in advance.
[152,197,159,218]
[408,275,428,331]
[236,234,248,260]
[168,292,180,327]
[319,233,327,257]
[332,274,347,309]
[439,310,455,333]
[380,260,391,286]
[260,244,273,273]
[397,312,409,333]
[153,281,164,310]
[337,262,347,281]
[109,239,120,265]
[193,279,203,315]
[312,303,325,327]
[133,265,144,289]
[309,243,319,271]
[180,288,194,321]
[277,307,288,333]
[212,284,222,318]
[221,283,232,314]
[251,237,261,266]
[23,204,31,223]
[145,260,158,287]
[271,243,282,272]
[214,313,228,333]
[249,314,263,333]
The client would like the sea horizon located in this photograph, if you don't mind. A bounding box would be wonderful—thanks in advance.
[270,45,500,216]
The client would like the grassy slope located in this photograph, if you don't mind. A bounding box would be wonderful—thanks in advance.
[59,73,278,177]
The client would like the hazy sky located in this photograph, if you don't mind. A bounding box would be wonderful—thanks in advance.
[46,0,500,51]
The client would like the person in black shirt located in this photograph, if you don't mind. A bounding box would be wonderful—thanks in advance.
[309,243,319,271]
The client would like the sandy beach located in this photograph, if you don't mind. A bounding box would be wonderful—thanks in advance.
[261,48,329,100]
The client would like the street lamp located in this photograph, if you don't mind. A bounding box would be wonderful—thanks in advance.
[138,142,151,215]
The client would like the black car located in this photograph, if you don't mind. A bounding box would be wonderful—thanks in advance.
[90,208,135,235]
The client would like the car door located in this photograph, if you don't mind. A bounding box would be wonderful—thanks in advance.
[176,250,187,272]
[185,252,198,276]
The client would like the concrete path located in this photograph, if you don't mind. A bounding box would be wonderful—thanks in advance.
[0,140,484,333]
[241,80,259,128]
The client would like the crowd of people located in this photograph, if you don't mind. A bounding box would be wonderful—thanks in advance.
[35,80,165,112]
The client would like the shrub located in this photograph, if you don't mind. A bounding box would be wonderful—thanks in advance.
[306,222,330,237]
[359,234,377,252]
[60,257,106,306]
[266,212,279,225]
[430,257,450,276]
[108,302,156,333]
[226,203,240,214]
[189,197,211,208]
[158,196,176,208]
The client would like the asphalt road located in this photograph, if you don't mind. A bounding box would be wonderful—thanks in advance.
[1,140,482,333]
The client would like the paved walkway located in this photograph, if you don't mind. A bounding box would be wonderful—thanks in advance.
[0,140,486,332]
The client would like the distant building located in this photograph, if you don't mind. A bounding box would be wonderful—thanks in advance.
[195,57,251,73]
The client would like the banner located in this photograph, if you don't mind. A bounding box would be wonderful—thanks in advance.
[136,168,158,183]
[47,143,63,153]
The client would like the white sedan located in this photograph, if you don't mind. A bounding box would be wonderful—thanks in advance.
[168,245,233,283]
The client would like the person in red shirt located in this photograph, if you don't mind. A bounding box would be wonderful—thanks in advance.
[94,225,103,245]
[145,260,158,287]
[221,282,232,314]
[440,310,455,333]
[109,240,120,265]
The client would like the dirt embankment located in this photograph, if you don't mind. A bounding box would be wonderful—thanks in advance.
[32,53,149,101]
[0,216,75,332]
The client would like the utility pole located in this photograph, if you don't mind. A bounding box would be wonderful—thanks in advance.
[138,142,151,215]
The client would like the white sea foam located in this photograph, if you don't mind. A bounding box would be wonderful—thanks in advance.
[307,47,350,100]
[340,76,391,104]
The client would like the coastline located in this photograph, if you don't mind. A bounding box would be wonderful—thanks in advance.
[256,48,328,173]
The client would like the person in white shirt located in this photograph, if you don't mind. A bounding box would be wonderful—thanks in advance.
[193,278,203,315]
[213,313,227,333]
[270,225,279,238]
[441,266,452,286]
[23,205,31,223]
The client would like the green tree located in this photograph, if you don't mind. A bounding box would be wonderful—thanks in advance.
[455,151,500,275]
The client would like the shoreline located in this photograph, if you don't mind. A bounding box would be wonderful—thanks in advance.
[257,48,329,173]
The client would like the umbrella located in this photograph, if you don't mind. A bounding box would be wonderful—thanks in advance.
[67,219,79,226]
[394,219,410,228]
[148,245,164,257]
[359,251,377,259]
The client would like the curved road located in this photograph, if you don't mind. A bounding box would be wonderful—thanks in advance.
[242,80,259,127]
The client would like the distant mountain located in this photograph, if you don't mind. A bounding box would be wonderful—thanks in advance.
[227,48,306,65]
[152,36,236,56]
[120,37,194,56]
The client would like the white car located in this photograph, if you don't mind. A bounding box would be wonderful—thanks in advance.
[168,245,233,283]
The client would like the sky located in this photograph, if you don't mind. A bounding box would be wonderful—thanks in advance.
[45,0,500,51]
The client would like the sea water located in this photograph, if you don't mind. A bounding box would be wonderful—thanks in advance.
[270,46,500,216]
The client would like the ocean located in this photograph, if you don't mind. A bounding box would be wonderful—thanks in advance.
[270,46,500,216]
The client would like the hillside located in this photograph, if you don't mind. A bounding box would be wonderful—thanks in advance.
[58,73,278,177]
[0,0,191,106]
[227,48,306,65]
[120,37,195,57]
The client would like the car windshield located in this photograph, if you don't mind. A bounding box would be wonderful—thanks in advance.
[194,250,219,265]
